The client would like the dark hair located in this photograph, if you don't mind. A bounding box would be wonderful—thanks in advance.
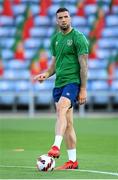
[56,8,69,15]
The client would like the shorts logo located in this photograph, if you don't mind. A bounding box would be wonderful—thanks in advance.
[67,40,73,46]
[66,92,70,96]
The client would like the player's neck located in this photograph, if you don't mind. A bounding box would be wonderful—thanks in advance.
[61,27,73,35]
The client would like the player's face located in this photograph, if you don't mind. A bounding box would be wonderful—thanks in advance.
[56,11,71,31]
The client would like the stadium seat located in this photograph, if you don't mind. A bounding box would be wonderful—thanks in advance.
[3,70,18,80]
[0,16,14,26]
[52,0,64,3]
[46,27,54,37]
[0,80,15,105]
[0,80,14,91]
[0,38,15,48]
[43,38,51,49]
[30,0,40,2]
[3,69,30,80]
[24,38,41,48]
[35,92,52,105]
[52,0,78,3]
[87,15,96,26]
[34,16,50,26]
[91,80,109,90]
[111,80,118,91]
[87,81,92,91]
[88,60,107,69]
[16,95,30,105]
[25,49,36,59]
[100,1,111,14]
[65,5,76,15]
[30,27,46,37]
[112,5,118,14]
[1,49,14,59]
[48,5,60,16]
[114,69,118,79]
[15,15,25,26]
[34,80,54,91]
[0,27,16,37]
[12,4,26,16]
[93,96,110,104]
[30,27,54,37]
[5,60,29,69]
[97,49,111,59]
[106,15,118,26]
[0,95,15,105]
[90,80,110,104]
[110,80,118,104]
[84,5,97,15]
[30,4,40,15]
[34,80,54,105]
[88,69,108,80]
[72,16,87,27]
[102,27,118,37]
[98,38,118,49]
[15,80,32,105]
[78,27,90,36]
[15,80,32,92]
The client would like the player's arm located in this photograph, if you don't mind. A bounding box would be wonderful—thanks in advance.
[78,54,88,105]
[34,56,55,83]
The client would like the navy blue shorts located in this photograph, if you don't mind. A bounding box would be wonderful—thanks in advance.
[53,83,80,107]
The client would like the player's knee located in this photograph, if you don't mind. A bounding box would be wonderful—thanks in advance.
[66,120,73,129]
[56,105,66,116]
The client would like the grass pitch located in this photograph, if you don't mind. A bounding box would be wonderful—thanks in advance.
[0,116,118,179]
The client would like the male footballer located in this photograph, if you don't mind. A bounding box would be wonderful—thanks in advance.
[34,7,89,170]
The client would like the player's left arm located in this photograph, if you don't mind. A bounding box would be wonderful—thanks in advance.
[78,54,88,105]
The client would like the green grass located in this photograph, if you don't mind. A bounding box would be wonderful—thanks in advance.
[0,116,118,179]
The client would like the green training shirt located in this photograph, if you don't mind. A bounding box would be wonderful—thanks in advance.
[51,28,89,87]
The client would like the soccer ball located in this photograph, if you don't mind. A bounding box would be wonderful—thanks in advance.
[36,154,55,171]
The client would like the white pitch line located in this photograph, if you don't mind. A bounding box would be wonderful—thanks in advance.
[0,165,35,169]
[0,164,118,177]
[69,169,118,177]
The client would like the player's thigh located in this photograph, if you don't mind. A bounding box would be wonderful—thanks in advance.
[56,96,71,114]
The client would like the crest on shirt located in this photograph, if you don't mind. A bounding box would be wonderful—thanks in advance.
[67,39,73,46]
[55,41,58,46]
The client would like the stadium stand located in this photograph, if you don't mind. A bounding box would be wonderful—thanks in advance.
[0,0,118,112]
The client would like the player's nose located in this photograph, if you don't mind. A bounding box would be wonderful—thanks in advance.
[62,17,66,21]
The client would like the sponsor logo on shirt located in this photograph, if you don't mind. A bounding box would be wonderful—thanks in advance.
[67,39,73,46]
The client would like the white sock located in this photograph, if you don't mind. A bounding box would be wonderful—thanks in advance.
[67,149,76,162]
[53,135,63,149]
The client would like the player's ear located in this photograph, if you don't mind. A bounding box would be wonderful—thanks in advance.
[56,18,59,25]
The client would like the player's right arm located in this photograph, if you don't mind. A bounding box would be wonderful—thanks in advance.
[34,56,55,83]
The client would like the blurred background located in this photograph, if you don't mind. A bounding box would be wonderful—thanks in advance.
[0,0,118,117]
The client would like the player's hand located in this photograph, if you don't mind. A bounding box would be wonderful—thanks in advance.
[34,72,49,83]
[78,87,87,105]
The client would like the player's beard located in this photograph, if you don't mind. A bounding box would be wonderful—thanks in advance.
[60,24,70,31]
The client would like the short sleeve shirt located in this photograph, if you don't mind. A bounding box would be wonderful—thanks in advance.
[51,28,89,87]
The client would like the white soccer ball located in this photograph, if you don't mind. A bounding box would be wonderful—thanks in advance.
[36,154,55,171]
